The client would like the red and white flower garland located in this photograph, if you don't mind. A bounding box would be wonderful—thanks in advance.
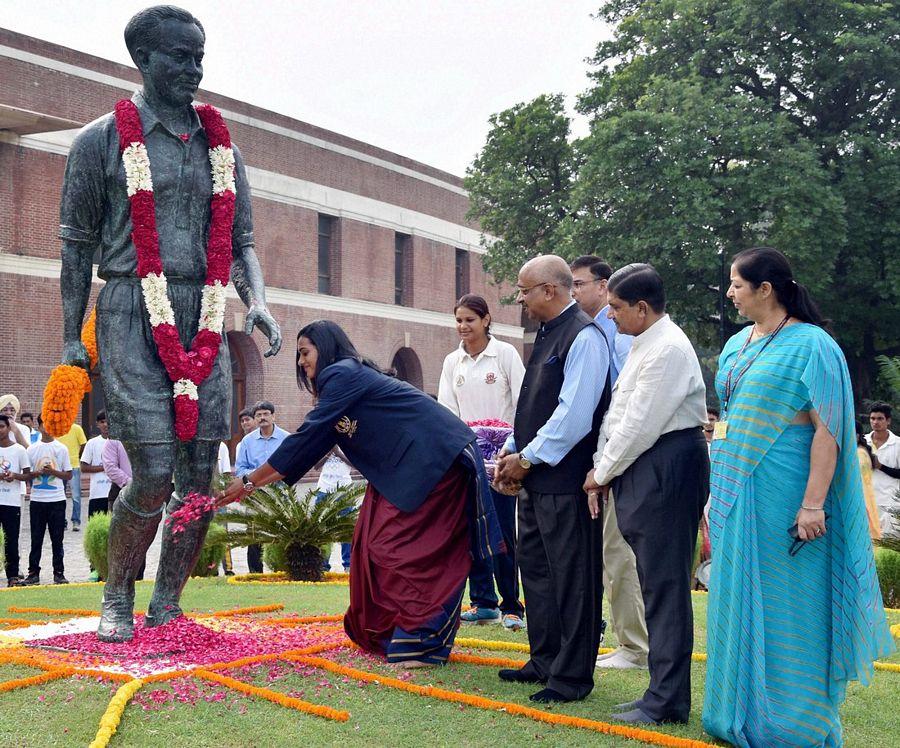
[113,100,235,441]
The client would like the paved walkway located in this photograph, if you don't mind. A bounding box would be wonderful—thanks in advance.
[5,490,344,587]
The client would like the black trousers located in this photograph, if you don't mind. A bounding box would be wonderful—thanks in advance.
[0,505,21,579]
[28,500,66,576]
[247,544,263,573]
[516,487,603,700]
[468,488,523,616]
[613,427,709,722]
[88,496,109,518]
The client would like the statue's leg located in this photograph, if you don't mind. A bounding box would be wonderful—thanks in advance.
[97,442,175,642]
[145,440,218,627]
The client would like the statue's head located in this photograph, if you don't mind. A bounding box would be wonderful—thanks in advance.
[125,5,206,107]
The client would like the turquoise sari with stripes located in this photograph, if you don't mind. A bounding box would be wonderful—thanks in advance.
[703,323,893,747]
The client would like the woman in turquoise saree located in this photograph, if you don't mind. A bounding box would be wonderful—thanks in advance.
[703,247,893,747]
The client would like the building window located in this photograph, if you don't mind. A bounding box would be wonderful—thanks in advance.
[455,248,469,300]
[395,232,411,305]
[318,214,336,294]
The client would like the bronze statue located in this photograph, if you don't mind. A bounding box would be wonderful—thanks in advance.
[59,5,281,642]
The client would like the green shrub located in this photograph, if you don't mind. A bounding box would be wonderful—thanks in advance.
[874,547,900,608]
[264,541,331,573]
[220,482,363,580]
[191,522,228,577]
[83,511,111,579]
[263,542,288,573]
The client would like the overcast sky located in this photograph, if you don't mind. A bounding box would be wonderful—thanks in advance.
[4,0,609,176]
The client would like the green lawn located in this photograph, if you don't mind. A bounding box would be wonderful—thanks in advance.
[0,580,896,747]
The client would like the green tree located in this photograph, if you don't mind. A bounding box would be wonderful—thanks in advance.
[464,94,578,284]
[466,1,899,394]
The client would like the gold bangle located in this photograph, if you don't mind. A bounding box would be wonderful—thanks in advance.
[801,505,824,511]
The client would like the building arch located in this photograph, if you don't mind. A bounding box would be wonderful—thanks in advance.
[389,346,424,391]
[227,331,264,455]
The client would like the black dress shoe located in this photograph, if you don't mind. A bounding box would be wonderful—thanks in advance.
[529,687,578,704]
[498,668,545,684]
[611,708,663,725]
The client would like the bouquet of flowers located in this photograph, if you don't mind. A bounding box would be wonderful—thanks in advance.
[467,419,513,480]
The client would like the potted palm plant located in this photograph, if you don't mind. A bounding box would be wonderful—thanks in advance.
[217,481,363,581]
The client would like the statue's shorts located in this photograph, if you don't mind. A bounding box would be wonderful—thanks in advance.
[96,277,231,444]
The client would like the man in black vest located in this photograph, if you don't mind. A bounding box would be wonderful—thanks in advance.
[494,255,611,703]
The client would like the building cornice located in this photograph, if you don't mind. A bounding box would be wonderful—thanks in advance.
[0,252,523,339]
[0,42,468,196]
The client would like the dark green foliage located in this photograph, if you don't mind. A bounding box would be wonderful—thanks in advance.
[466,1,900,394]
[874,547,900,608]
[218,482,363,581]
[191,522,228,577]
[83,511,111,579]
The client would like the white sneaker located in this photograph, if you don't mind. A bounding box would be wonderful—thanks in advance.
[595,651,647,670]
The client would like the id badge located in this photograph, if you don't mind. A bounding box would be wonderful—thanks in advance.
[713,421,728,440]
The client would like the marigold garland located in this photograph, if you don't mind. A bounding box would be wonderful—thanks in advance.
[0,616,62,626]
[81,306,99,369]
[0,668,75,693]
[40,364,92,438]
[194,668,349,722]
[208,603,284,617]
[455,637,529,654]
[290,655,719,748]
[88,678,144,748]
[225,575,348,587]
[260,614,344,627]
[8,605,98,617]
[449,652,527,669]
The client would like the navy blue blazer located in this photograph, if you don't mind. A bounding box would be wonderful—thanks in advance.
[268,358,478,513]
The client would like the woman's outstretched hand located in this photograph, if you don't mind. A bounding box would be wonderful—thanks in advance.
[215,477,248,509]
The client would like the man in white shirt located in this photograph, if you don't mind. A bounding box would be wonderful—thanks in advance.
[0,414,30,586]
[585,263,708,725]
[0,395,32,501]
[24,416,72,585]
[570,255,648,671]
[866,402,900,538]
[81,412,113,520]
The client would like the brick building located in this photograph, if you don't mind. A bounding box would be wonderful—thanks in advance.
[0,29,523,452]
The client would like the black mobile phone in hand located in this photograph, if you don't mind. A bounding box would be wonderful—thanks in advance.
[787,513,829,557]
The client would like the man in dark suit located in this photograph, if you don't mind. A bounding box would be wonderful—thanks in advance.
[494,255,612,703]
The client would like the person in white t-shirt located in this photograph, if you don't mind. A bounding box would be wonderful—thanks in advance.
[215,441,235,576]
[0,414,30,586]
[0,395,32,500]
[438,293,526,631]
[23,416,72,585]
[315,449,354,572]
[81,412,113,520]
[866,402,900,538]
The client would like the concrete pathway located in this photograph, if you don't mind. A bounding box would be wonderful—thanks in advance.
[4,490,344,587]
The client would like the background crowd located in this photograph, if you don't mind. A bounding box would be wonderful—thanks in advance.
[1,246,897,741]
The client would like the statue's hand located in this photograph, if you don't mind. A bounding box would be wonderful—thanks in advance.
[244,305,282,357]
[62,340,91,370]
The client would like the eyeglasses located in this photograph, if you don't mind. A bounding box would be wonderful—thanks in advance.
[572,279,602,289]
[516,282,556,296]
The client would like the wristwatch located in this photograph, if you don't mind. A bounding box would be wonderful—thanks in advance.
[517,454,532,471]
[241,474,255,491]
